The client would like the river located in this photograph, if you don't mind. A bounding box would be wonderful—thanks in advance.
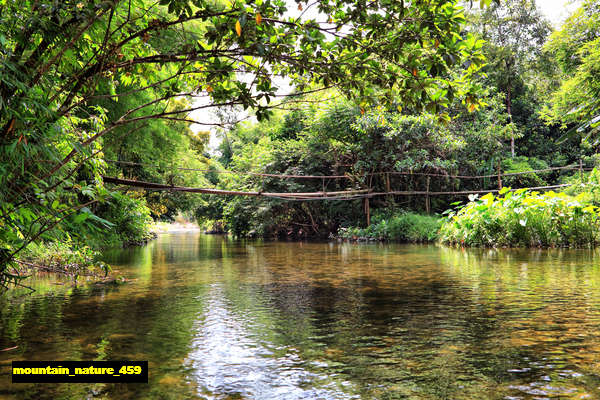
[1,232,600,399]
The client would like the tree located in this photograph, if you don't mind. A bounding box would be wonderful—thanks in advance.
[467,0,552,157]
[543,0,600,145]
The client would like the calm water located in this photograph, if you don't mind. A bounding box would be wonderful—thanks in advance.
[2,233,600,399]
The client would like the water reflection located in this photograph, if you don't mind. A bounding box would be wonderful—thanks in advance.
[1,234,600,399]
[189,283,357,399]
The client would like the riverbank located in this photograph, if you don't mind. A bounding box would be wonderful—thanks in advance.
[6,241,111,289]
[4,222,200,289]
[336,187,600,249]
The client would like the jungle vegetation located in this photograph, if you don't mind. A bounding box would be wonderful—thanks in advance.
[1,0,599,286]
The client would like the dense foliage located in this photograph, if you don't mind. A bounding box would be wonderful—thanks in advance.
[197,89,585,240]
[196,98,475,237]
[440,188,600,247]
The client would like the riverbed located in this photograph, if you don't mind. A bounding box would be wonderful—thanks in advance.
[1,232,600,399]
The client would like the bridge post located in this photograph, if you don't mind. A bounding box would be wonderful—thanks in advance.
[365,197,370,227]
[425,176,430,214]
[497,160,502,190]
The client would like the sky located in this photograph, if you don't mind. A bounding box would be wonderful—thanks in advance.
[537,0,581,25]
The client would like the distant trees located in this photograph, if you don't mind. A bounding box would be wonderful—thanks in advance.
[467,0,553,157]
[543,0,600,145]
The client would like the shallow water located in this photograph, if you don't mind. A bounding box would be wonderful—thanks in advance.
[2,233,600,399]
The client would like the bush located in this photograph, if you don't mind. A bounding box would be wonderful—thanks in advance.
[338,211,442,242]
[440,188,600,247]
[563,167,600,205]
[19,241,110,277]
[501,156,549,188]
[91,192,154,247]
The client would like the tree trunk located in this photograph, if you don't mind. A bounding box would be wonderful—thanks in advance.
[507,85,515,158]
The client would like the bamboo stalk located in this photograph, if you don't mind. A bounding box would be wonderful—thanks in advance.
[102,176,574,200]
[102,176,261,196]
[102,176,370,197]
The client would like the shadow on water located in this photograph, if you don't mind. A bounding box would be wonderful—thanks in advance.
[2,233,600,399]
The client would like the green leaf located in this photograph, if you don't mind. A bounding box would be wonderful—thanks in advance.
[73,213,88,224]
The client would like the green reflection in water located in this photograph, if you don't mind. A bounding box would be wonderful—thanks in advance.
[1,234,600,399]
